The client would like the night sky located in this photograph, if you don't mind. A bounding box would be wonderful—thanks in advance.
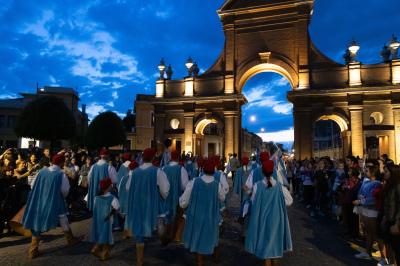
[1,0,399,145]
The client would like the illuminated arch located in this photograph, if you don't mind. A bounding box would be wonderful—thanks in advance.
[195,118,218,135]
[316,115,349,132]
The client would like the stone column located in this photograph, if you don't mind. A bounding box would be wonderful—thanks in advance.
[393,106,400,163]
[154,113,165,150]
[349,107,364,157]
[184,114,194,154]
[293,108,313,160]
[224,112,234,159]
[342,130,351,158]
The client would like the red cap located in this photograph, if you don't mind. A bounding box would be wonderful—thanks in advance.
[123,152,131,161]
[241,156,249,166]
[99,178,112,191]
[179,159,185,166]
[128,161,138,170]
[99,148,108,156]
[52,154,65,165]
[152,159,160,167]
[197,157,205,168]
[142,148,155,161]
[260,151,270,162]
[203,159,215,175]
[262,160,274,175]
[171,150,179,161]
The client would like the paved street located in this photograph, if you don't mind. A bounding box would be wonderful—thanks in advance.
[0,192,377,266]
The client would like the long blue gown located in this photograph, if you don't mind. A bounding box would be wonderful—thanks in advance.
[87,162,109,211]
[234,166,250,205]
[245,181,292,259]
[125,166,161,238]
[162,164,182,223]
[183,178,220,255]
[118,171,131,215]
[185,161,195,180]
[23,168,67,233]
[116,164,129,186]
[91,194,114,244]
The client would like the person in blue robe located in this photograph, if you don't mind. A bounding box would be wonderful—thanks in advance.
[124,148,170,266]
[112,153,130,230]
[87,149,110,211]
[179,158,225,265]
[91,178,120,261]
[118,161,138,239]
[22,154,80,259]
[245,160,293,266]
[234,156,251,206]
[161,150,189,244]
[185,156,196,180]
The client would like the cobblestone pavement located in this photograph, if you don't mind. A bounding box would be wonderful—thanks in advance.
[0,192,376,266]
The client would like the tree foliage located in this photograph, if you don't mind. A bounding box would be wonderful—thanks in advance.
[122,109,135,132]
[86,111,126,149]
[14,96,76,142]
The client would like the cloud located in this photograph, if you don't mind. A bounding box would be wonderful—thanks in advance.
[257,128,294,143]
[106,101,114,107]
[85,102,107,119]
[112,91,118,100]
[244,85,270,103]
[272,103,293,115]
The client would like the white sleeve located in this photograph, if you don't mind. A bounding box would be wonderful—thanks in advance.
[125,171,132,192]
[157,169,170,199]
[282,185,293,206]
[179,180,194,208]
[87,165,93,183]
[61,173,70,198]
[245,170,254,193]
[218,182,226,202]
[251,182,258,202]
[181,167,189,190]
[220,172,229,195]
[111,197,120,210]
[108,165,117,184]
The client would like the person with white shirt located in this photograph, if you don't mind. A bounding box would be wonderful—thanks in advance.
[245,160,293,266]
[124,148,170,266]
[179,159,226,266]
[86,148,117,211]
[22,153,80,259]
[161,150,189,244]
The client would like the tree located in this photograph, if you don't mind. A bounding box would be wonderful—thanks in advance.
[14,96,76,148]
[86,111,126,149]
[122,109,135,132]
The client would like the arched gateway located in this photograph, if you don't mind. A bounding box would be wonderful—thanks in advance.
[134,0,400,162]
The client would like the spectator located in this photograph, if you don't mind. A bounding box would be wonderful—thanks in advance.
[27,153,40,187]
[39,148,51,168]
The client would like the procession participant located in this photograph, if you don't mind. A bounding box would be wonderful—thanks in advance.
[234,156,250,206]
[90,178,120,261]
[245,160,293,266]
[124,148,170,266]
[161,150,189,244]
[179,158,226,266]
[249,155,258,170]
[22,153,80,259]
[213,156,229,210]
[185,154,196,180]
[244,151,271,194]
[87,148,117,211]
[116,153,131,185]
[119,161,138,239]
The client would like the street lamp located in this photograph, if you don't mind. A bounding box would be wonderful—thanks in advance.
[381,43,391,63]
[348,39,360,62]
[158,58,166,79]
[389,34,400,60]
[185,57,194,76]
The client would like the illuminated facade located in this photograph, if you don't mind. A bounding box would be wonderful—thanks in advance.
[135,0,400,162]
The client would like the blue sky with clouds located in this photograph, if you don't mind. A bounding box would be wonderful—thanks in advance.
[0,0,400,143]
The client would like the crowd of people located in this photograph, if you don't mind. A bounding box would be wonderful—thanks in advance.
[285,154,400,266]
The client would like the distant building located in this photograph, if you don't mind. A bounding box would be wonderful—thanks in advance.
[0,86,88,149]
[242,129,263,157]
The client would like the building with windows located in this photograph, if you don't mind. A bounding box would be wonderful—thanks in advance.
[0,86,88,149]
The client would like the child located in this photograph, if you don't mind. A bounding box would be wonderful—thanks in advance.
[91,178,120,261]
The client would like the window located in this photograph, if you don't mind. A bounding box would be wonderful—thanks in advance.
[7,115,17,128]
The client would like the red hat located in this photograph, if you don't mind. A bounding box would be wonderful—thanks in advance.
[179,159,185,167]
[262,160,274,175]
[128,161,138,170]
[203,159,215,175]
[142,148,155,161]
[123,152,131,161]
[52,154,65,165]
[197,157,205,168]
[99,178,112,191]
[241,156,249,166]
[171,150,179,161]
[152,159,160,167]
[260,151,270,162]
[99,148,108,156]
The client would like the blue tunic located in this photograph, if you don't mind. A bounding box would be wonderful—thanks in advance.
[125,166,161,237]
[234,166,250,205]
[91,194,114,244]
[183,178,220,255]
[185,161,196,180]
[252,167,264,184]
[118,171,131,215]
[23,168,67,233]
[245,181,292,259]
[162,164,183,223]
[116,164,129,186]
[87,162,109,211]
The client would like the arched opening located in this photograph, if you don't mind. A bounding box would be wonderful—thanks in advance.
[241,72,293,156]
[194,118,224,158]
[313,119,344,159]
